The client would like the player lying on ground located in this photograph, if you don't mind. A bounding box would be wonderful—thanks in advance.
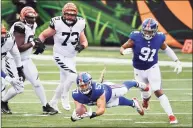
[70,72,149,122]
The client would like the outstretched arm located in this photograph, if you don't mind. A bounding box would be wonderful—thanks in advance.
[38,27,56,43]
[161,43,182,74]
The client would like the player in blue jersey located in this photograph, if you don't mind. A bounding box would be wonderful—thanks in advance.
[70,72,149,122]
[120,18,182,124]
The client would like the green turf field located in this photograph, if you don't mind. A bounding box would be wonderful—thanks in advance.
[2,48,192,127]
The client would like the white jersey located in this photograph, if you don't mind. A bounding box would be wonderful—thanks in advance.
[9,21,37,60]
[1,32,22,67]
[50,16,86,57]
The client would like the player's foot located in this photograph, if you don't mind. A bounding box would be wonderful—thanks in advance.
[49,101,62,113]
[136,82,149,91]
[142,97,150,110]
[1,101,12,114]
[169,115,178,124]
[132,98,144,116]
[43,103,58,115]
[61,97,71,111]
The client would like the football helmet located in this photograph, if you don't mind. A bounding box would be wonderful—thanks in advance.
[141,18,158,40]
[76,72,92,94]
[62,2,78,25]
[20,6,37,27]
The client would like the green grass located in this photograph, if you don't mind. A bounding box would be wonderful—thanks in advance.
[2,49,192,127]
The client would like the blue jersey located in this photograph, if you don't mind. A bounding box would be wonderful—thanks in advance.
[129,31,165,70]
[72,82,112,106]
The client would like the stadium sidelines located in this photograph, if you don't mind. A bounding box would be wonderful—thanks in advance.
[31,55,192,67]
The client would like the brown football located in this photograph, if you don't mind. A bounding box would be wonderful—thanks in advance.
[76,104,87,116]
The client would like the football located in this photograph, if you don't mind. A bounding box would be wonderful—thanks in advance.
[76,104,87,116]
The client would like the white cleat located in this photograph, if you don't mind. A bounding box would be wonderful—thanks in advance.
[169,115,178,124]
[49,101,62,114]
[61,94,71,111]
[133,97,144,116]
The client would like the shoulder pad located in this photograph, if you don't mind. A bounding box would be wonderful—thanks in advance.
[14,22,25,34]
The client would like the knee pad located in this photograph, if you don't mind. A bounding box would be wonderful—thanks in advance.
[32,79,42,87]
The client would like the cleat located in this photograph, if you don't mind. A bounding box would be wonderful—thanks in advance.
[61,97,71,111]
[133,98,144,116]
[43,103,58,115]
[49,101,62,114]
[169,115,178,124]
[1,101,12,114]
[142,97,150,110]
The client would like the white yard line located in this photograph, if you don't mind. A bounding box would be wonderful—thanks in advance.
[22,88,192,92]
[9,100,192,104]
[31,55,192,67]
[37,70,192,74]
[23,79,192,85]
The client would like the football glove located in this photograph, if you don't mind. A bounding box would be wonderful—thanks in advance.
[71,109,82,122]
[5,76,24,93]
[75,44,84,53]
[33,38,46,55]
[17,66,25,82]
[80,108,97,119]
[122,48,133,55]
[174,60,182,74]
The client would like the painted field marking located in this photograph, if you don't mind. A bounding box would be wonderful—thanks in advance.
[135,121,167,124]
[99,119,132,121]
[9,100,192,104]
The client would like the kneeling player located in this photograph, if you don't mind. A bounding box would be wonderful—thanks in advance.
[71,72,149,121]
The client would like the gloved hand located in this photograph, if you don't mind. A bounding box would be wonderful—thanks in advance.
[174,60,182,74]
[33,38,46,55]
[75,44,84,53]
[17,66,25,81]
[5,76,23,87]
[71,109,82,122]
[122,48,133,55]
[81,108,97,119]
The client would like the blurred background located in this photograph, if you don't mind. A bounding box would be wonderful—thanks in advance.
[1,0,192,50]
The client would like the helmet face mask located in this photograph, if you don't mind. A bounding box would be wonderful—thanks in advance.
[25,15,36,27]
[141,18,158,40]
[77,72,92,94]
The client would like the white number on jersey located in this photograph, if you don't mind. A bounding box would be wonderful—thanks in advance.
[61,32,79,46]
[139,47,156,62]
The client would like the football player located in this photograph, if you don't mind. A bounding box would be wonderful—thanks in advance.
[8,6,57,115]
[34,2,88,112]
[1,24,25,114]
[70,72,149,122]
[120,18,182,124]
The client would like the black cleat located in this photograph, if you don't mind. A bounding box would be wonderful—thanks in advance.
[1,101,12,114]
[43,103,58,115]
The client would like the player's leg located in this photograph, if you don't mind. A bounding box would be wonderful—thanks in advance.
[122,80,149,91]
[50,53,77,112]
[106,86,144,115]
[148,64,177,124]
[23,59,57,115]
[134,68,151,110]
[61,91,71,111]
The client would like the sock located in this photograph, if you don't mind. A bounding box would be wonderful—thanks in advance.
[123,81,137,90]
[119,96,134,107]
[158,94,174,116]
[141,90,151,99]
[33,85,47,106]
[2,87,17,102]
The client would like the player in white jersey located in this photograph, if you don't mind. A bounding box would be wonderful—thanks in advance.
[34,2,88,112]
[7,6,57,115]
[1,24,25,114]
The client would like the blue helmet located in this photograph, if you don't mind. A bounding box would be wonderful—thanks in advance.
[76,72,92,94]
[141,18,158,40]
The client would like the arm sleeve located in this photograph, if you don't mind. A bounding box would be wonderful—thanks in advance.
[163,46,179,61]
[9,42,23,67]
[49,19,55,29]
